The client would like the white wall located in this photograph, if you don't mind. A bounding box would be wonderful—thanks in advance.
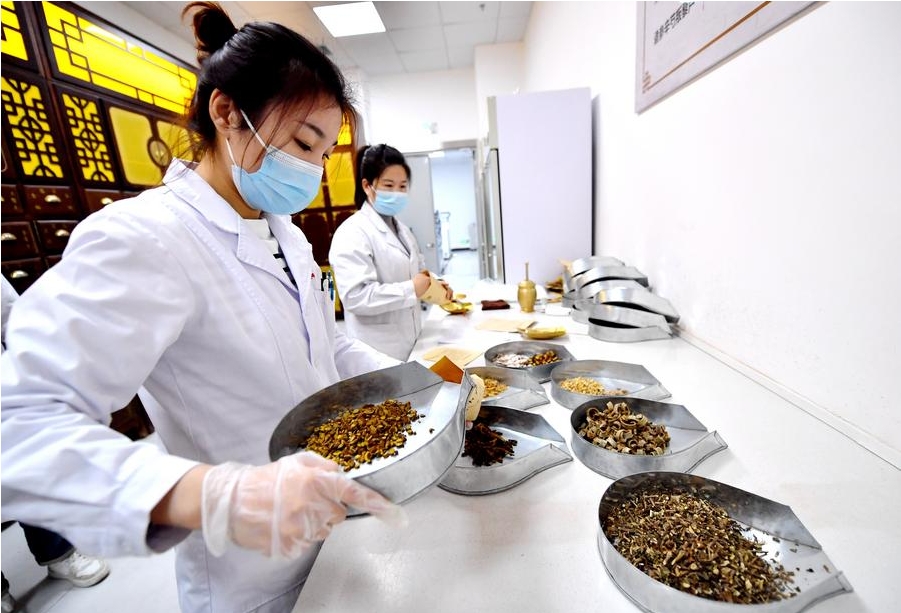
[474,42,524,140]
[366,69,479,152]
[430,151,478,250]
[518,1,901,466]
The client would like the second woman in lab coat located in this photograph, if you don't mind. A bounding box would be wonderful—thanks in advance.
[329,145,452,360]
[1,4,400,612]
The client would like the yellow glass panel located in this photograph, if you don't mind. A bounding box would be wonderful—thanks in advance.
[1,0,28,61]
[325,152,355,206]
[0,76,64,178]
[308,185,326,209]
[108,107,161,186]
[61,93,115,183]
[41,2,196,114]
[336,121,352,146]
[156,119,194,162]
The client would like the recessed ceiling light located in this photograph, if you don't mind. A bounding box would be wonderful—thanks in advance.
[313,2,386,38]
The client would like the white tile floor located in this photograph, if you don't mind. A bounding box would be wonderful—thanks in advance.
[0,250,482,613]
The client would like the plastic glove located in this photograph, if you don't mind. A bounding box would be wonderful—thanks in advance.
[201,451,404,559]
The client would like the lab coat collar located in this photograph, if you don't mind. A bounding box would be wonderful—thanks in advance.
[163,160,299,293]
[359,203,410,258]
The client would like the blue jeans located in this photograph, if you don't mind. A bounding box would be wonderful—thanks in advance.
[1,521,74,566]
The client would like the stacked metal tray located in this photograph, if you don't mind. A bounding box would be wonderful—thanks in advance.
[572,300,673,343]
[269,361,466,514]
[484,340,575,383]
[570,397,727,479]
[562,279,646,308]
[597,472,853,613]
[550,359,671,408]
[465,365,549,410]
[439,404,572,495]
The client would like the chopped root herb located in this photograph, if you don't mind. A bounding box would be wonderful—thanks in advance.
[604,490,796,603]
[463,422,517,466]
[304,399,422,471]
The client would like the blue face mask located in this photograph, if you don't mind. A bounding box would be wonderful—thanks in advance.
[371,190,409,216]
[226,110,323,215]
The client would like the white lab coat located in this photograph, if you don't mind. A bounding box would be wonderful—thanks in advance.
[328,203,427,361]
[0,161,397,613]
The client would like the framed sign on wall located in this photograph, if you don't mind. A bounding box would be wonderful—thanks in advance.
[635,1,817,113]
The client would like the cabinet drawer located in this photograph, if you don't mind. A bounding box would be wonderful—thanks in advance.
[2,258,47,294]
[36,220,79,254]
[1,221,40,260]
[23,185,80,218]
[46,254,62,268]
[1,184,25,216]
[83,188,126,214]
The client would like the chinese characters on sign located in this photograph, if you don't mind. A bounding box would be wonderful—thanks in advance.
[654,2,695,45]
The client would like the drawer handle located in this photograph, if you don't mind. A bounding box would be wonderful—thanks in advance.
[1,232,17,242]
[100,197,114,206]
[54,229,71,238]
[44,194,62,204]
[10,270,28,279]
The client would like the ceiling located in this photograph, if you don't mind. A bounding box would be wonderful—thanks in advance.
[128,1,533,76]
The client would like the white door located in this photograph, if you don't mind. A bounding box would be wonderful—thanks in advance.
[396,154,440,273]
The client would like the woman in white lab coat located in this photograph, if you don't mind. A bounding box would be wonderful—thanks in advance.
[329,145,452,360]
[0,4,400,613]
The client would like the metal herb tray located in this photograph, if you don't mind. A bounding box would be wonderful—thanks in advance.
[573,265,649,290]
[587,320,673,343]
[570,255,626,277]
[562,279,647,307]
[590,287,680,323]
[483,340,576,383]
[570,397,727,479]
[572,300,672,331]
[439,404,572,495]
[269,362,466,514]
[550,359,671,409]
[465,365,549,410]
[597,472,853,613]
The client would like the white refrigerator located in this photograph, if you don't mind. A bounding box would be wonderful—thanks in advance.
[479,87,593,284]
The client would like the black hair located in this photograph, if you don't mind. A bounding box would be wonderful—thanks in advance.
[181,1,355,160]
[355,144,411,208]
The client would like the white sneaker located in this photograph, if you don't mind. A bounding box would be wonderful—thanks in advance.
[1,591,17,613]
[47,551,110,588]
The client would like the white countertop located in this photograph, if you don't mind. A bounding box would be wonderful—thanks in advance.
[295,283,900,613]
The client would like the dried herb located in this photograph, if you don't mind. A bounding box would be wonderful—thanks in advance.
[560,376,627,396]
[463,422,517,466]
[304,399,423,471]
[524,350,560,366]
[605,490,796,603]
[578,401,670,455]
[483,377,509,397]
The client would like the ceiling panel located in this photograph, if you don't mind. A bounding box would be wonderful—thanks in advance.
[355,53,406,76]
[499,1,533,19]
[115,1,533,77]
[438,1,499,24]
[375,1,442,29]
[399,49,449,73]
[389,25,445,52]
[443,20,497,48]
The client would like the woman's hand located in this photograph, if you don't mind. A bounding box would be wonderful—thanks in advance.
[201,452,403,559]
[413,271,431,298]
[441,281,453,302]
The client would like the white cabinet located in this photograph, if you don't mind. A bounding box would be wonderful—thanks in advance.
[481,87,592,284]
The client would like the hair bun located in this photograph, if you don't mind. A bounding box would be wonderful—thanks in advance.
[182,2,238,64]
